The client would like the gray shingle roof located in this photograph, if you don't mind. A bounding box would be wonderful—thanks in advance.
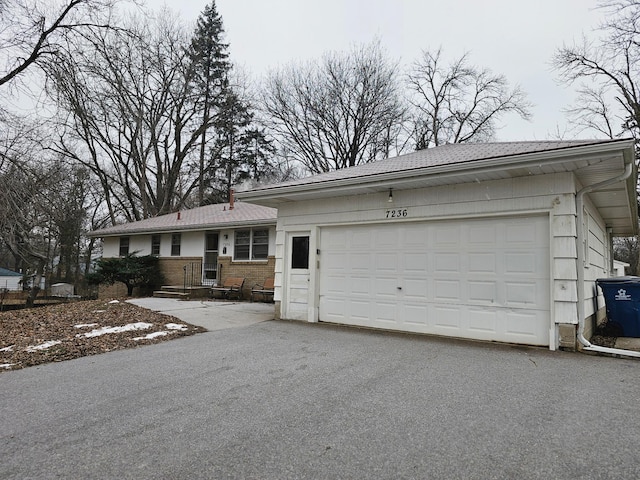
[90,202,277,237]
[244,139,620,192]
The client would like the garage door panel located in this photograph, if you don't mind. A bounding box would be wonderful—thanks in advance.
[402,303,428,326]
[403,252,428,272]
[468,224,497,244]
[349,300,371,321]
[434,279,461,301]
[403,278,429,298]
[468,281,497,304]
[435,254,459,272]
[468,253,496,273]
[350,276,372,296]
[433,305,461,329]
[435,226,460,245]
[319,216,550,346]
[350,253,371,271]
[374,302,397,324]
[467,308,498,333]
[505,253,537,274]
[505,281,540,307]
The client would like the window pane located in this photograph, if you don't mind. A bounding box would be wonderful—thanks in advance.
[119,237,130,257]
[206,233,218,251]
[151,235,161,255]
[234,230,250,259]
[171,234,181,256]
[291,236,309,269]
[252,229,269,259]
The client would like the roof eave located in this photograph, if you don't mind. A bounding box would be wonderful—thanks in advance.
[88,219,277,238]
[237,139,637,204]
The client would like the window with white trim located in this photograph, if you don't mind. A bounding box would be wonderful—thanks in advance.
[234,229,269,260]
[119,237,130,256]
[151,234,161,256]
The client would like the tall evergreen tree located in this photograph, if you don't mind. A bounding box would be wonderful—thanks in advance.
[187,1,232,205]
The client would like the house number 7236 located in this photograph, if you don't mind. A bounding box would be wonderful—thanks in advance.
[385,209,408,219]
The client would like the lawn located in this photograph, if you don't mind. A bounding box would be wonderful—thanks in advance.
[0,298,205,372]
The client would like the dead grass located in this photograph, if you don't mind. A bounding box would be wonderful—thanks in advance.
[0,298,206,372]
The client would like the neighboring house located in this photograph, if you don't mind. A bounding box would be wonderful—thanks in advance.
[89,198,277,298]
[0,267,22,291]
[613,260,630,277]
[237,139,638,351]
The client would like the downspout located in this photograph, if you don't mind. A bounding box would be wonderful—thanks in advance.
[576,161,640,357]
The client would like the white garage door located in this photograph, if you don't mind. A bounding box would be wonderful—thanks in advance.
[319,216,550,346]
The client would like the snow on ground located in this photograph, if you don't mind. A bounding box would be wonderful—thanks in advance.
[26,340,62,352]
[74,323,99,329]
[0,345,14,352]
[1,363,15,369]
[77,322,154,338]
[166,323,188,331]
[134,331,170,341]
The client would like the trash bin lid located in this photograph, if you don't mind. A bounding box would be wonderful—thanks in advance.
[596,276,640,285]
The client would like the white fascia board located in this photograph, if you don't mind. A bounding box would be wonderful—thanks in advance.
[238,140,636,202]
[89,220,277,238]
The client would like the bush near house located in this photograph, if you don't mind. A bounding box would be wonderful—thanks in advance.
[87,254,164,297]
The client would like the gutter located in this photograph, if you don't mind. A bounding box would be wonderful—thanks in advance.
[575,160,640,358]
[238,139,635,202]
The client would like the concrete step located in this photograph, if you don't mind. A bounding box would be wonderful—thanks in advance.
[152,290,191,299]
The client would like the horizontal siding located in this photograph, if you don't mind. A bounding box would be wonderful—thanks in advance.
[274,173,580,350]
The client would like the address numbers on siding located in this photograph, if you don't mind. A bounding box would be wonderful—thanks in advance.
[385,209,408,219]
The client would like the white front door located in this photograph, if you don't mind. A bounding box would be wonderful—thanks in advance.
[318,215,550,346]
[284,232,311,321]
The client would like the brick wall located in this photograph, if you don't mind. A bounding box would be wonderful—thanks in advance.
[217,256,275,299]
[158,257,203,286]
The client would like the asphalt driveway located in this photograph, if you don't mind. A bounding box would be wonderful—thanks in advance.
[2,312,640,479]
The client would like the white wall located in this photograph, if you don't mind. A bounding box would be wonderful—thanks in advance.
[100,226,276,260]
[0,275,21,291]
[274,172,582,349]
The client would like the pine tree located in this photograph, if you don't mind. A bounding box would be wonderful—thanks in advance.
[187,1,232,206]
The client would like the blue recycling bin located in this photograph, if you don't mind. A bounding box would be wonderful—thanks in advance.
[596,277,640,338]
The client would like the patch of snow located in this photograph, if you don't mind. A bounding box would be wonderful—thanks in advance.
[74,323,99,329]
[1,363,16,369]
[26,340,62,352]
[133,331,170,341]
[91,310,106,313]
[76,322,153,338]
[107,300,120,304]
[165,323,188,331]
[0,345,14,352]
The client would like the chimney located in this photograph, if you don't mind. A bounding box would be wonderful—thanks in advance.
[177,211,181,220]
[229,188,235,210]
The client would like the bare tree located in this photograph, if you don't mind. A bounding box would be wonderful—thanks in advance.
[262,41,406,174]
[47,13,214,222]
[553,1,640,140]
[553,1,640,274]
[406,48,532,150]
[0,0,127,88]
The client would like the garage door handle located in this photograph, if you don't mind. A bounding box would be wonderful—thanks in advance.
[397,287,402,290]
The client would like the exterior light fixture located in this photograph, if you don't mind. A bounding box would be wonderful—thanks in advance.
[388,188,393,203]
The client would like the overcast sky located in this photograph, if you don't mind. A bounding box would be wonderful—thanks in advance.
[147,0,605,141]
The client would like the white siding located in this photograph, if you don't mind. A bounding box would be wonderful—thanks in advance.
[0,275,21,291]
[275,172,580,348]
[101,227,276,262]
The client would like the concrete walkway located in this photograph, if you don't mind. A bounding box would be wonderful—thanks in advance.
[127,297,275,331]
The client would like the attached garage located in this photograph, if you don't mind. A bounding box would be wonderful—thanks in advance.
[319,216,550,345]
[238,140,638,351]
